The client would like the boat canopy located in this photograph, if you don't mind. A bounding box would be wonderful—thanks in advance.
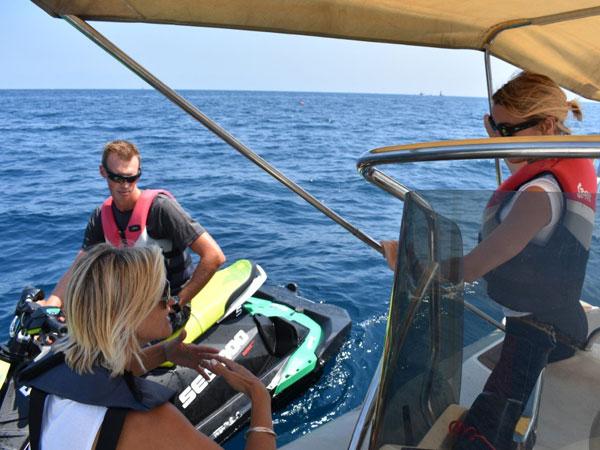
[33,0,600,101]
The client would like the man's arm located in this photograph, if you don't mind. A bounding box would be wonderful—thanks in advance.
[40,208,103,308]
[177,232,226,305]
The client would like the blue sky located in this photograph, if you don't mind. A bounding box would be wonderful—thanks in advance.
[1,2,519,96]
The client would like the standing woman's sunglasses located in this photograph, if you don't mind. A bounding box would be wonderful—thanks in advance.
[103,164,142,184]
[488,116,543,137]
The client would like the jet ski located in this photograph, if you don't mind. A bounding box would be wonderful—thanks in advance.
[0,259,351,449]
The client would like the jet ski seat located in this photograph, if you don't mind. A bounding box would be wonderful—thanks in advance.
[253,314,310,357]
[182,259,265,344]
[161,260,266,367]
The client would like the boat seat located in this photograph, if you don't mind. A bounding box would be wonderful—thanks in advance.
[417,404,467,449]
[513,370,543,445]
[376,404,467,450]
[583,301,600,349]
[378,303,600,450]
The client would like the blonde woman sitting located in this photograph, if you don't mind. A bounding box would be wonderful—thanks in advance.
[20,244,275,450]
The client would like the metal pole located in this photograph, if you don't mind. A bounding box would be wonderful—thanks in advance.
[484,47,503,186]
[348,358,382,450]
[464,300,505,331]
[62,15,383,254]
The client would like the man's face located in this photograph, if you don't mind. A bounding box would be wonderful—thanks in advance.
[99,154,141,206]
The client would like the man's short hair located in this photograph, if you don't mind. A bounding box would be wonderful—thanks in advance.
[102,140,141,168]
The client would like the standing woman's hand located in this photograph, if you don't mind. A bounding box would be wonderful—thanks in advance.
[381,240,399,271]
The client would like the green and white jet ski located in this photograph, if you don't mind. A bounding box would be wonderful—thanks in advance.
[0,259,351,449]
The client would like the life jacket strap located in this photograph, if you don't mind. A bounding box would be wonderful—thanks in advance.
[96,407,128,450]
[28,388,47,450]
[28,387,128,450]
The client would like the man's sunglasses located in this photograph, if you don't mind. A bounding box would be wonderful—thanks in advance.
[103,164,142,184]
[487,116,542,137]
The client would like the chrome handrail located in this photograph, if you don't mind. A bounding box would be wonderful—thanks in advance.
[358,138,600,177]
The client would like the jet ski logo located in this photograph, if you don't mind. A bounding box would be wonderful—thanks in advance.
[211,411,242,439]
[179,329,250,409]
[577,182,592,202]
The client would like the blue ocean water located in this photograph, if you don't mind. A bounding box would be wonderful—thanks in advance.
[1,90,599,447]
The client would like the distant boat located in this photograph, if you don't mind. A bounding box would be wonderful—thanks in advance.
[439,91,443,96]
[419,92,424,96]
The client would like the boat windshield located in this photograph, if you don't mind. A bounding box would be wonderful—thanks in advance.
[369,187,600,450]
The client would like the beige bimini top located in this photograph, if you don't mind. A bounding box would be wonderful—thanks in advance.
[33,0,600,101]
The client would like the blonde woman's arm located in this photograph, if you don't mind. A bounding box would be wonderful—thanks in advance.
[129,330,219,377]
[117,357,276,450]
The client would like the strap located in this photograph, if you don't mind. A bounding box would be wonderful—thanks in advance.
[18,351,66,383]
[95,407,129,450]
[28,388,47,450]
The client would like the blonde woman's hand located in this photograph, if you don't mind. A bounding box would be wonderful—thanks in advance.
[381,240,399,271]
[201,354,269,401]
[163,330,219,380]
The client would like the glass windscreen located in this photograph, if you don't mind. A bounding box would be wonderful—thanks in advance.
[371,191,465,448]
[370,188,600,450]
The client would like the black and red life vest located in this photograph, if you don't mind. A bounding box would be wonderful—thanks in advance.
[20,350,174,450]
[100,189,193,294]
[482,158,596,323]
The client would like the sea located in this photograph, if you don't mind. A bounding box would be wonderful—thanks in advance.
[1,90,600,448]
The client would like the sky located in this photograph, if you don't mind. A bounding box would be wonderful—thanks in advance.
[1,2,521,96]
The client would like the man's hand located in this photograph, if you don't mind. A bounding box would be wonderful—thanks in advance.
[178,233,226,305]
[36,295,63,308]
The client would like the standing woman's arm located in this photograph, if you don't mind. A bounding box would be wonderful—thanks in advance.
[462,185,552,282]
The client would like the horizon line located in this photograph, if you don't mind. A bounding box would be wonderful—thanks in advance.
[0,87,486,99]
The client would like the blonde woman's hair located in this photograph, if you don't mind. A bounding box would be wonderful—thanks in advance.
[61,244,165,376]
[493,71,582,134]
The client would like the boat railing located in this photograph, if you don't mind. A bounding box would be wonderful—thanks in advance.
[358,136,600,190]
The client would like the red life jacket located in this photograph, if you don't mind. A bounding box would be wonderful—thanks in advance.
[100,189,173,247]
[100,189,193,294]
[486,158,596,212]
[482,158,596,340]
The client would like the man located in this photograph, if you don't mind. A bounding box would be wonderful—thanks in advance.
[43,140,225,308]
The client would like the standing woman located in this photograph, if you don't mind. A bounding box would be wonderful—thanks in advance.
[383,72,596,449]
[20,244,276,450]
